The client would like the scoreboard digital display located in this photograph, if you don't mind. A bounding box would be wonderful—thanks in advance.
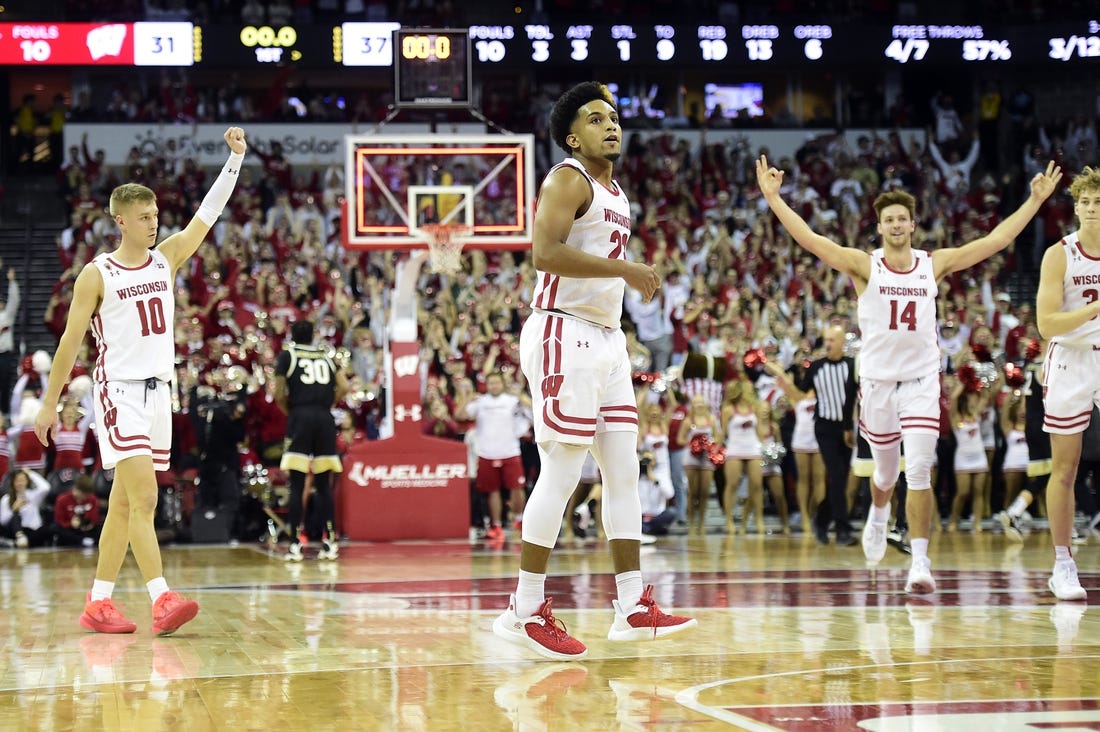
[2,20,1100,68]
[0,22,194,65]
[393,28,472,107]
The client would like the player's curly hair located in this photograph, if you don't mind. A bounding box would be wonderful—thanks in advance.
[549,81,616,154]
[109,183,156,217]
[872,190,917,221]
[1069,166,1100,200]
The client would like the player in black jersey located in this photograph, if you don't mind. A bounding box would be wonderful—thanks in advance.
[275,320,349,561]
[997,340,1051,541]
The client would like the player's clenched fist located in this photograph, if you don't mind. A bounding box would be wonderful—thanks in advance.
[224,127,247,155]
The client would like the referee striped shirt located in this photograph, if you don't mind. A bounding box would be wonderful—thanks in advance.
[801,356,857,427]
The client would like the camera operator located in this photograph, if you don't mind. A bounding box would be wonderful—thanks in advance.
[638,448,676,537]
[190,366,248,539]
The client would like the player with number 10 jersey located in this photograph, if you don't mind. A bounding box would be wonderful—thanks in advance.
[90,250,175,384]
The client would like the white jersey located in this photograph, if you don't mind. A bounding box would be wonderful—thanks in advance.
[530,157,631,328]
[91,249,175,382]
[857,248,940,381]
[791,397,820,453]
[725,409,762,459]
[464,392,522,460]
[953,418,988,472]
[1002,428,1029,472]
[1053,232,1100,347]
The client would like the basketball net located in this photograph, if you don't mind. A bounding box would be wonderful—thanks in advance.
[420,223,473,276]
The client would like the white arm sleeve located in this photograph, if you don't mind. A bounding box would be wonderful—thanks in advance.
[195,151,245,226]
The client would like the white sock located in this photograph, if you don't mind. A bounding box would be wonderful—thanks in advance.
[911,538,929,561]
[1055,546,1073,564]
[515,570,546,618]
[870,503,890,525]
[147,577,170,603]
[90,580,114,602]
[615,570,643,612]
[1007,495,1028,517]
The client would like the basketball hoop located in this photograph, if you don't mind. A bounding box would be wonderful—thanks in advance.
[420,223,473,276]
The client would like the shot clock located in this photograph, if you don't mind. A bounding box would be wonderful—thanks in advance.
[392,28,472,108]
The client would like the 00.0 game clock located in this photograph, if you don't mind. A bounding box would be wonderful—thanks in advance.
[393,28,472,108]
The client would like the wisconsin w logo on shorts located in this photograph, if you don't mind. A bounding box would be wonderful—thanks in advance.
[540,374,564,399]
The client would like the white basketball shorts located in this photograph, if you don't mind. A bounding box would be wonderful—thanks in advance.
[520,310,638,445]
[93,379,172,470]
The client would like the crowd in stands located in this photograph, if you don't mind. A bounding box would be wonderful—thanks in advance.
[5,61,1100,546]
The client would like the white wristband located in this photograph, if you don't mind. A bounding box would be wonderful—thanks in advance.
[195,151,245,226]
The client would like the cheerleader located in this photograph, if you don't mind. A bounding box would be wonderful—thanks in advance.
[757,401,790,534]
[10,395,45,474]
[676,393,723,536]
[721,379,763,535]
[0,414,10,480]
[765,361,826,535]
[52,395,94,472]
[947,377,991,532]
[639,402,674,503]
[999,388,1030,510]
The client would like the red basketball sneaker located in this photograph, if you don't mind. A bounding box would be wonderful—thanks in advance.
[151,591,200,636]
[493,594,588,660]
[80,594,137,634]
[607,585,697,641]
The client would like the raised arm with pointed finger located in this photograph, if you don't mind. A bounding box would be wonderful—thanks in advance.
[930,161,1061,279]
[755,154,871,285]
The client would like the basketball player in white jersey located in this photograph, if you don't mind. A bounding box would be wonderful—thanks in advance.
[757,155,1061,595]
[1035,166,1100,601]
[492,82,696,660]
[34,128,247,634]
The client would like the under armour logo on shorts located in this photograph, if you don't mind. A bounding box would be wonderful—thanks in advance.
[577,340,589,348]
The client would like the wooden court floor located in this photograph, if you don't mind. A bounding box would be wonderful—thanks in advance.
[0,527,1096,731]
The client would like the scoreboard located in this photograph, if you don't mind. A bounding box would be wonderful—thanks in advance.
[4,19,1100,68]
[0,22,195,65]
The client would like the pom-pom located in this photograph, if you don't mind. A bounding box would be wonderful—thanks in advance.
[743,348,767,370]
[955,363,982,393]
[32,350,51,374]
[1025,338,1043,362]
[67,374,93,400]
[18,396,39,427]
[689,433,708,456]
[761,441,787,467]
[706,440,726,466]
[1004,362,1025,389]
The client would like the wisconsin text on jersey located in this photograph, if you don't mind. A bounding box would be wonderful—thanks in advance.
[603,208,630,228]
[1070,274,1100,285]
[115,281,169,300]
[878,285,933,297]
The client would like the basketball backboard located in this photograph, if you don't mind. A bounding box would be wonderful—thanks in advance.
[343,133,534,251]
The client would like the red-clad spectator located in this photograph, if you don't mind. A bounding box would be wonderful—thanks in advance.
[253,139,292,192]
[51,474,101,547]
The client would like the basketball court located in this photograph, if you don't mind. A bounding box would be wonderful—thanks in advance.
[0,529,1095,730]
[7,27,1095,732]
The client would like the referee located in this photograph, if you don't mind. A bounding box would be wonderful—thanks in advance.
[769,324,858,544]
